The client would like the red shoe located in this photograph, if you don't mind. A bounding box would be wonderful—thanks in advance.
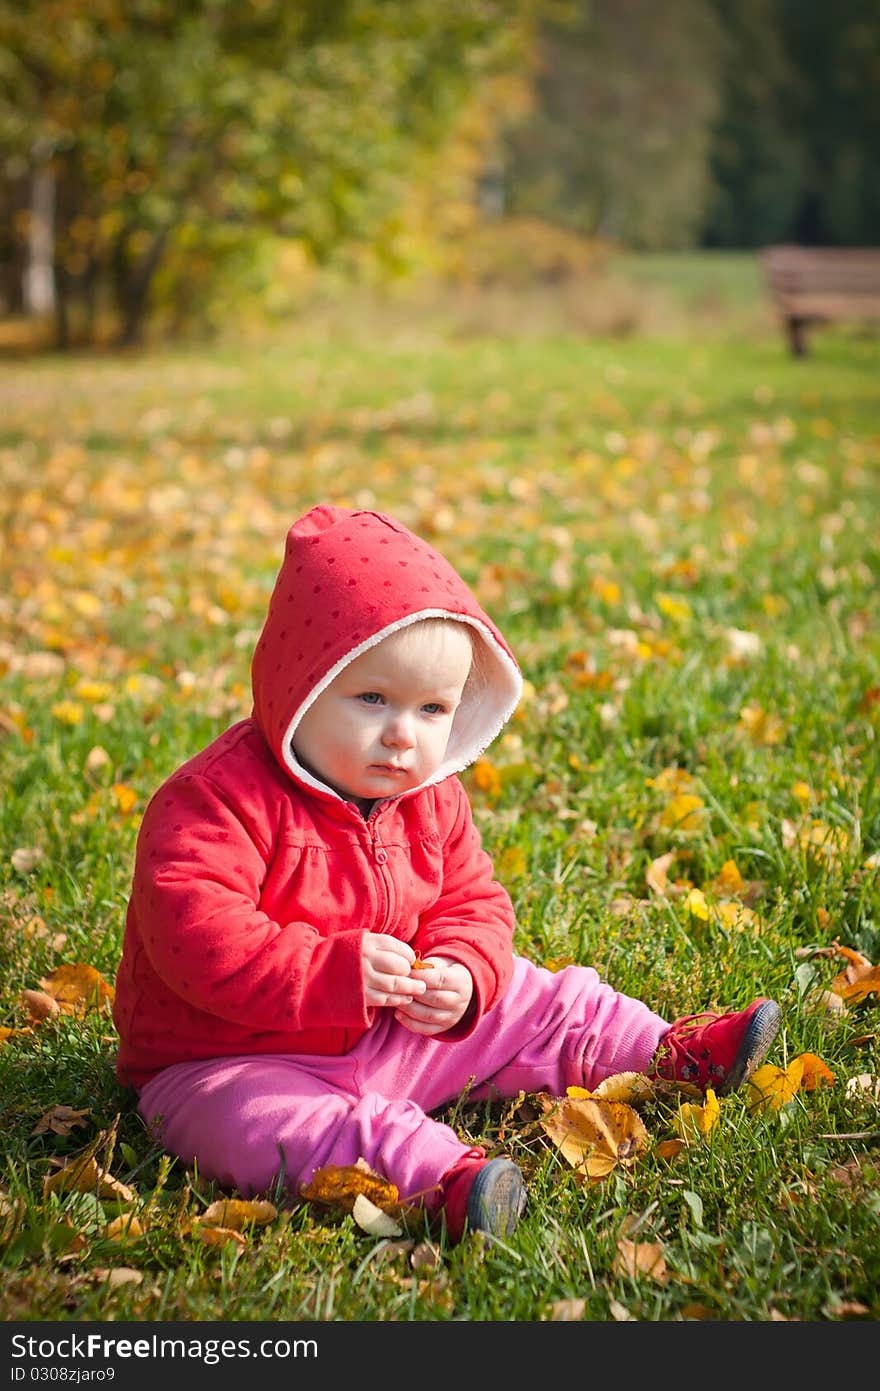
[650,997,782,1096]
[440,1154,526,1243]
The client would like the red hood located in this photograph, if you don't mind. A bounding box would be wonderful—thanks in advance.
[251,505,522,801]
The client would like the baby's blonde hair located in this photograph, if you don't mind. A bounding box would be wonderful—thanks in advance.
[388,617,488,700]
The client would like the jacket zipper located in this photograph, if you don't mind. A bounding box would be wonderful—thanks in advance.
[369,818,395,933]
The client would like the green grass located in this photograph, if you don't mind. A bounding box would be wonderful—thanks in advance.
[1,255,879,1322]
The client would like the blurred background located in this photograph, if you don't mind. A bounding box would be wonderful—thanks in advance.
[1,0,878,351]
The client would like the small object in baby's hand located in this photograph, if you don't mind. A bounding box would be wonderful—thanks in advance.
[411,956,432,971]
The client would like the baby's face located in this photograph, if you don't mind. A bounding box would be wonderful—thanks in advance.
[292,622,473,805]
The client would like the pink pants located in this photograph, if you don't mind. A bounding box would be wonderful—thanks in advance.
[138,956,667,1209]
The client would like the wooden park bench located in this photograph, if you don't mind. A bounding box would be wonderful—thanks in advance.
[760,244,880,356]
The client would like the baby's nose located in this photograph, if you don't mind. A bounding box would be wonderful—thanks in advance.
[382,714,416,748]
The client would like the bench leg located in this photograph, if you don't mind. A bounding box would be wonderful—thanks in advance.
[787,317,808,357]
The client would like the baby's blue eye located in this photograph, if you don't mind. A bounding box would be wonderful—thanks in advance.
[422,703,445,715]
[359,692,383,705]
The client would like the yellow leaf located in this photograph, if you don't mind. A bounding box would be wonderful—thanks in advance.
[74,679,114,703]
[39,963,115,1012]
[497,846,527,879]
[301,1161,399,1213]
[656,593,692,625]
[0,1025,32,1046]
[736,702,786,745]
[51,700,85,726]
[193,1223,247,1249]
[647,767,696,795]
[717,901,757,931]
[198,1199,277,1231]
[113,783,139,815]
[797,1053,835,1091]
[471,758,502,798]
[682,888,710,920]
[577,1073,656,1105]
[43,1155,135,1204]
[835,964,880,1004]
[660,794,705,832]
[539,1093,648,1181]
[674,1088,721,1143]
[747,1058,805,1113]
[712,859,744,896]
[591,575,621,605]
[614,1237,669,1285]
[655,1138,687,1162]
[105,1214,146,1241]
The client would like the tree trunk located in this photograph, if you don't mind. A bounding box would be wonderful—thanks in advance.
[113,228,171,347]
[23,155,56,317]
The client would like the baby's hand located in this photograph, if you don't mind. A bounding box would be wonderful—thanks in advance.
[362,932,428,1010]
[394,956,473,1037]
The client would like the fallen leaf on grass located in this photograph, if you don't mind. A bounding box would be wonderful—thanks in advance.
[301,1160,399,1213]
[197,1199,277,1231]
[655,1138,687,1161]
[833,965,880,1004]
[352,1193,403,1237]
[646,852,676,895]
[11,847,44,873]
[736,703,786,746]
[608,1298,636,1321]
[674,1088,720,1143]
[43,1155,135,1205]
[31,1104,91,1137]
[549,1297,588,1320]
[539,1093,648,1180]
[614,1237,669,1285]
[747,1057,805,1113]
[105,1213,146,1241]
[844,1074,880,1104]
[798,1053,835,1091]
[93,1267,144,1289]
[0,1025,33,1045]
[660,794,706,833]
[39,963,115,1013]
[192,1224,247,1250]
[20,989,61,1022]
[823,1298,872,1319]
[680,1302,716,1320]
[808,989,849,1018]
[567,1072,656,1105]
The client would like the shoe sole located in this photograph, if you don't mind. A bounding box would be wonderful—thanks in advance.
[717,999,782,1095]
[466,1158,526,1239]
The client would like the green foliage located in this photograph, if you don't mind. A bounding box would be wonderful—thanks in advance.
[503,0,727,249]
[503,0,880,250]
[0,0,537,344]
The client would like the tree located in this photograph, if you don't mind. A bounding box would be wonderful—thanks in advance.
[501,0,725,250]
[0,0,537,347]
[703,0,880,247]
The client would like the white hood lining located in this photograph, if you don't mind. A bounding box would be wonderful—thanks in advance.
[281,609,522,802]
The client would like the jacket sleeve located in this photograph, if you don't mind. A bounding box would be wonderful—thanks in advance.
[130,772,371,1034]
[412,779,516,1038]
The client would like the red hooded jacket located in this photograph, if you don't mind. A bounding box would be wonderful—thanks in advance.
[113,506,523,1089]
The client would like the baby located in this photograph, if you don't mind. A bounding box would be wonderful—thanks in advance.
[113,505,781,1240]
